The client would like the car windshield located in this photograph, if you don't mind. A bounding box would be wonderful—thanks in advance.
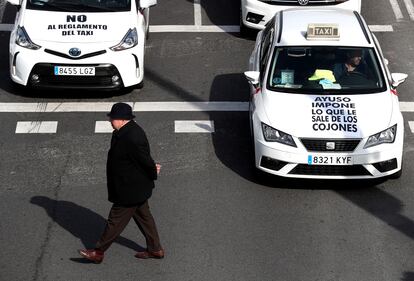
[27,0,131,12]
[267,47,386,94]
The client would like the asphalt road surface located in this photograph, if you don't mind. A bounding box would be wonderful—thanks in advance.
[0,0,414,280]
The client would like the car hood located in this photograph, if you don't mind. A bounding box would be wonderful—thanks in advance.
[21,10,134,44]
[262,92,394,139]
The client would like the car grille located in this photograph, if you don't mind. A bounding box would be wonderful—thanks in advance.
[29,63,123,89]
[300,139,361,152]
[44,49,106,60]
[259,0,348,6]
[289,164,371,176]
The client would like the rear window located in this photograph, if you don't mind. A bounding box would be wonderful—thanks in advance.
[27,0,131,12]
[267,46,387,94]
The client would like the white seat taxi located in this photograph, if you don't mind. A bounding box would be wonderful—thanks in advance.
[245,9,408,179]
[7,0,156,89]
[240,0,361,33]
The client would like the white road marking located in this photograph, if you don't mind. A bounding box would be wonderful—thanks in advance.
[0,24,13,31]
[0,24,391,33]
[399,102,414,112]
[15,121,58,134]
[2,101,414,112]
[368,25,394,32]
[403,0,414,20]
[409,121,414,133]
[389,0,404,21]
[94,121,113,133]
[194,0,202,26]
[0,102,249,112]
[150,25,240,33]
[175,120,215,133]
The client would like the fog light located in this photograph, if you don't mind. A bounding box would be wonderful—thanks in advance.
[260,156,288,171]
[31,74,39,82]
[373,158,397,172]
[112,75,119,83]
[246,12,264,24]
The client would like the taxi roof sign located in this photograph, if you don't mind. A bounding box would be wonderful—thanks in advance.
[306,24,340,40]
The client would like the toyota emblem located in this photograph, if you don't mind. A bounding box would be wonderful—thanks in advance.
[298,0,309,5]
[69,48,81,57]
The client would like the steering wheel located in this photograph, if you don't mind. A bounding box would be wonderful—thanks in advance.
[347,71,368,78]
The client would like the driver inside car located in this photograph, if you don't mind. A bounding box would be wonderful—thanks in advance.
[333,49,375,86]
[333,49,367,79]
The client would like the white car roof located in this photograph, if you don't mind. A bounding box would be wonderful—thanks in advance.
[276,8,373,48]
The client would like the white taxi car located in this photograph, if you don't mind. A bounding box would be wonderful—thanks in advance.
[240,0,361,34]
[245,9,408,179]
[7,0,156,89]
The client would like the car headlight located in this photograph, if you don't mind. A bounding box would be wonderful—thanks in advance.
[261,123,296,147]
[110,28,138,51]
[364,124,397,148]
[16,26,41,50]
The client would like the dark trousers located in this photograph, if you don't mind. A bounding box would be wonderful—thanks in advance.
[95,200,162,252]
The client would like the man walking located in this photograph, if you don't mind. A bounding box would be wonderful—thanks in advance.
[79,102,164,263]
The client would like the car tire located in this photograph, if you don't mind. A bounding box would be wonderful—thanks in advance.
[144,8,150,40]
[136,80,144,89]
[239,8,250,37]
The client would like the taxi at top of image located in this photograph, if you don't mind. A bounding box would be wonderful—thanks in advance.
[245,8,408,179]
[7,0,156,90]
[240,0,361,33]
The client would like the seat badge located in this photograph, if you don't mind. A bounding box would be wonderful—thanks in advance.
[326,142,335,150]
[69,48,81,57]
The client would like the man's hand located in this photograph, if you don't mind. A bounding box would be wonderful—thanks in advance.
[156,163,161,175]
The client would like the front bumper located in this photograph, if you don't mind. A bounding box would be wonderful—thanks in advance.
[9,45,144,89]
[254,138,403,179]
[27,63,124,90]
[241,0,361,30]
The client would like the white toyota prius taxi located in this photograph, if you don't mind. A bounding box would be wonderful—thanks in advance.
[241,0,361,33]
[7,0,156,89]
[245,9,408,179]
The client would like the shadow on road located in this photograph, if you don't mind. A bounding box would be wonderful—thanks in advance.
[337,187,414,240]
[30,196,144,253]
[402,272,414,281]
[1,2,17,24]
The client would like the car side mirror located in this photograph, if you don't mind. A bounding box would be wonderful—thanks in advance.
[244,71,260,87]
[391,73,408,88]
[139,0,157,8]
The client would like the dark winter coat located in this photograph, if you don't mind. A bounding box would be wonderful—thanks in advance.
[106,120,157,206]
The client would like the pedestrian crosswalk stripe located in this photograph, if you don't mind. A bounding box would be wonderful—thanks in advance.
[409,121,414,133]
[95,121,113,133]
[10,120,414,134]
[15,121,58,134]
[2,101,414,112]
[175,120,215,133]
[0,102,249,112]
